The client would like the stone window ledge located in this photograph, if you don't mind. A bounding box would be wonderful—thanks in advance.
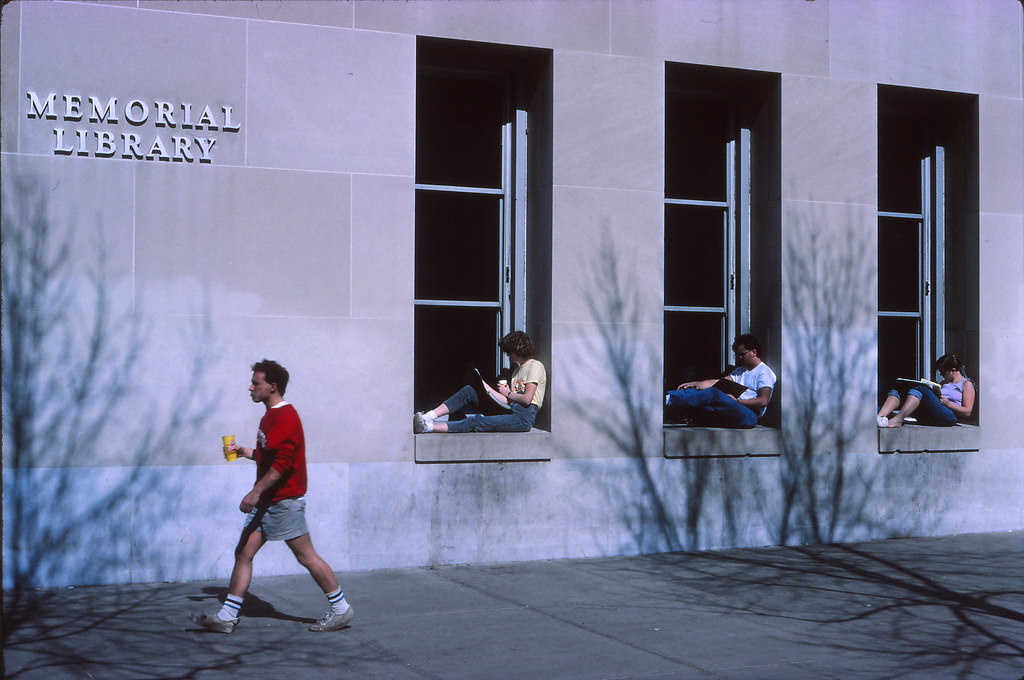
[414,429,553,463]
[877,423,979,454]
[663,425,780,458]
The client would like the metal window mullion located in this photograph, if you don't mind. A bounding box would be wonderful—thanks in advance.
[414,299,503,308]
[501,116,513,346]
[725,137,736,351]
[665,198,729,208]
[920,156,931,378]
[513,107,528,338]
[737,126,752,337]
[415,183,504,195]
[933,145,946,367]
[665,305,729,314]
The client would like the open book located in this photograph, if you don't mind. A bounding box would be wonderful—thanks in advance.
[711,378,748,399]
[897,377,942,396]
[473,368,512,413]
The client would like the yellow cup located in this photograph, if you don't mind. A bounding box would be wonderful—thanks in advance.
[222,435,237,461]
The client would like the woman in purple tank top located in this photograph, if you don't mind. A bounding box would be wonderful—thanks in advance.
[878,354,976,427]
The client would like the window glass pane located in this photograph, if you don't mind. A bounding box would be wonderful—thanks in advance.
[665,204,725,308]
[878,315,920,399]
[415,190,500,301]
[415,305,500,410]
[665,97,729,201]
[664,311,725,389]
[878,115,924,214]
[417,73,504,188]
[878,216,920,313]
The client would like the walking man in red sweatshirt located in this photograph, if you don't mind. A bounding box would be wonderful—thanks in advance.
[194,359,353,634]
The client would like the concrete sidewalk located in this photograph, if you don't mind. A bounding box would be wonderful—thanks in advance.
[4,532,1023,680]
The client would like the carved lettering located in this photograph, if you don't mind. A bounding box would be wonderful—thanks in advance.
[89,96,119,124]
[27,92,58,119]
[64,95,83,121]
[27,91,240,164]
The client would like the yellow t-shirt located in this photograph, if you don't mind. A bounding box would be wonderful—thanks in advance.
[511,358,547,409]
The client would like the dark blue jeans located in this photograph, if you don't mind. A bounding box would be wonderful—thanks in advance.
[888,386,957,426]
[443,385,538,433]
[665,387,756,428]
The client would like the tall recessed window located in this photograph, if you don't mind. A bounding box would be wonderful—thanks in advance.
[663,65,778,404]
[877,87,978,404]
[415,40,550,412]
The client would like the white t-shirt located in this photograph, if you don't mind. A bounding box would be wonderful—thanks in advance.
[728,362,777,416]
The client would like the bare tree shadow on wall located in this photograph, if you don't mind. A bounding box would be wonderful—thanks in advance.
[560,216,1011,674]
[2,174,221,664]
[560,226,681,554]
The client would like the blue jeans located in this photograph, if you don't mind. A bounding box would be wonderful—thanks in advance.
[888,386,957,426]
[665,387,757,428]
[443,385,538,433]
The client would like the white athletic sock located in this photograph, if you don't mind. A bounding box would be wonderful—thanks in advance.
[424,410,439,421]
[326,587,350,615]
[217,594,243,621]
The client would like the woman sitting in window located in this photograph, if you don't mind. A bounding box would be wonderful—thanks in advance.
[414,331,546,434]
[877,353,976,427]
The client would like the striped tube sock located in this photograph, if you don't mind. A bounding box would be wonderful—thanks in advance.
[326,587,349,615]
[217,594,243,622]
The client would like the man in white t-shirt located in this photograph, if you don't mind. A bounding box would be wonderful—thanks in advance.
[664,334,777,428]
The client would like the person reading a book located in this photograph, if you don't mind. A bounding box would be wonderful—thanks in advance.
[413,331,546,434]
[664,334,777,428]
[877,353,975,428]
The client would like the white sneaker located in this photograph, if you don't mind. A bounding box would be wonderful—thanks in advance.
[877,416,888,427]
[413,412,429,433]
[309,605,354,632]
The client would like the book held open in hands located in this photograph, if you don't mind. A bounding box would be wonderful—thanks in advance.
[711,378,748,399]
[473,368,512,413]
[897,377,943,396]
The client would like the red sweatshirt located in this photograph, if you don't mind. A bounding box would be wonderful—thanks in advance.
[254,402,307,503]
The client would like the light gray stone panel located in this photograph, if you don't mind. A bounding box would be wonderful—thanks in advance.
[415,430,553,463]
[781,76,876,206]
[980,95,1024,216]
[134,164,351,318]
[289,317,413,464]
[246,22,414,175]
[553,51,663,192]
[351,174,414,321]
[979,212,1024,334]
[355,0,609,53]
[1,0,20,154]
[2,154,135,281]
[144,0,356,26]
[831,0,1023,97]
[549,321,663,460]
[978,330,1024,451]
[551,186,662,325]
[17,2,247,166]
[610,0,830,75]
[878,424,979,454]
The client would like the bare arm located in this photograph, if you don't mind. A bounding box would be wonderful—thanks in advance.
[501,381,538,407]
[737,386,772,412]
[240,466,282,513]
[676,379,718,390]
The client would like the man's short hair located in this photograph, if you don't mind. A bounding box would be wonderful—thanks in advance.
[252,359,289,396]
[732,333,761,355]
[498,331,536,359]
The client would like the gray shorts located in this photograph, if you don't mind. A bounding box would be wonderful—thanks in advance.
[244,496,308,541]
